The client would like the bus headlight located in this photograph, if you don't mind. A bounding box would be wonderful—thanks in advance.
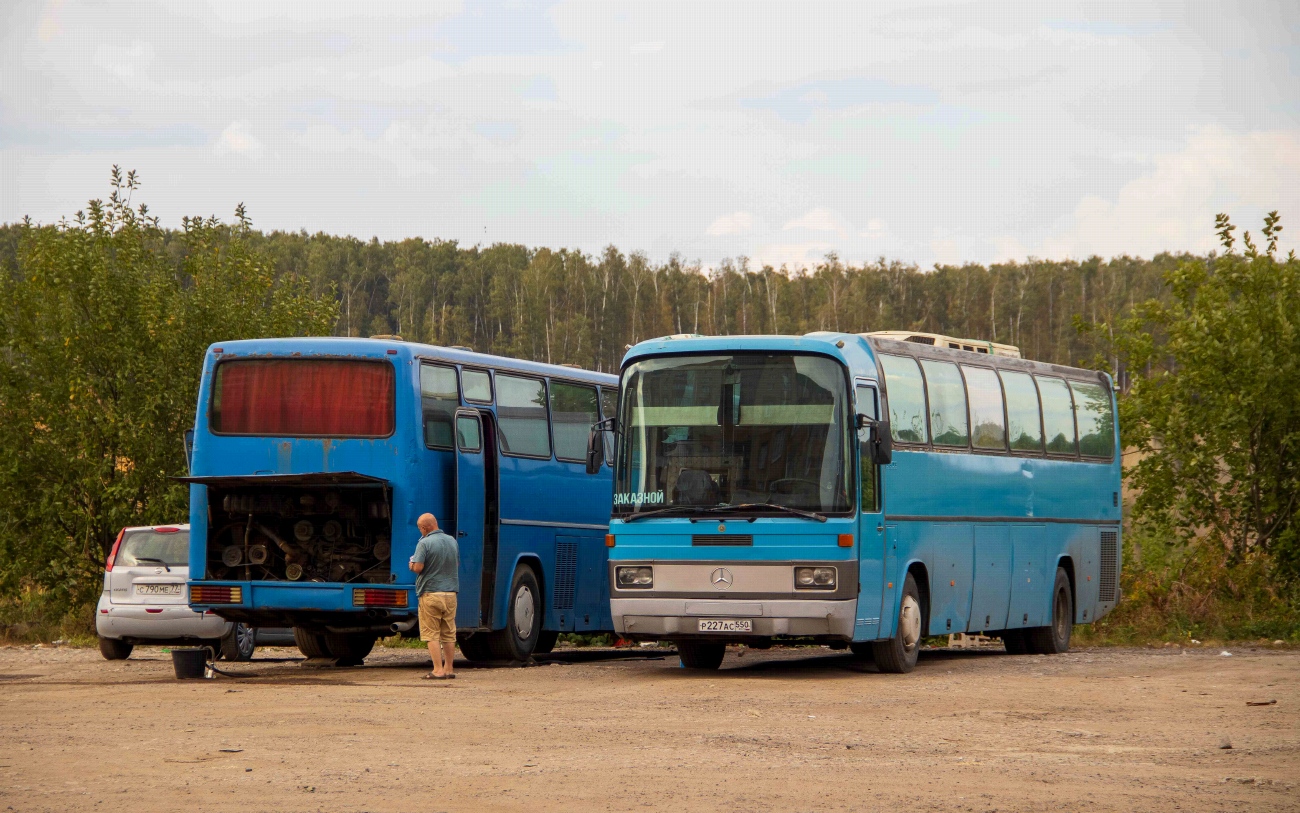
[616,566,654,588]
[794,566,837,589]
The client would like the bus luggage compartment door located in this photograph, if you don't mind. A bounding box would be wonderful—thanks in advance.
[454,410,486,628]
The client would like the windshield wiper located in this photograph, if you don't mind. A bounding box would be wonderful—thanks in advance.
[134,556,172,572]
[619,506,713,523]
[702,503,828,522]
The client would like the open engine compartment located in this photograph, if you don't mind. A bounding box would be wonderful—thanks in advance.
[206,484,393,583]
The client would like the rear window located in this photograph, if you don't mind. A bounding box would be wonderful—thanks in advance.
[211,359,396,437]
[119,530,190,567]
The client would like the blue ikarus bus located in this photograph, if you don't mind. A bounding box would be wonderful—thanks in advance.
[597,332,1121,672]
[184,337,618,665]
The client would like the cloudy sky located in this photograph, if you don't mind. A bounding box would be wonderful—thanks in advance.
[2,1,1297,268]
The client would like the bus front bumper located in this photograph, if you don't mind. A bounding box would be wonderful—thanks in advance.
[611,597,856,640]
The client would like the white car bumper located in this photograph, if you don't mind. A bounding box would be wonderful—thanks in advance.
[95,595,231,641]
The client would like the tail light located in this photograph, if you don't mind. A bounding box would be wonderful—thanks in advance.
[190,585,242,604]
[154,526,181,533]
[353,589,409,608]
[105,529,126,572]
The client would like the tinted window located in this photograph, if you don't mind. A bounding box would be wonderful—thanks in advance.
[119,529,190,567]
[420,364,459,449]
[879,354,927,443]
[456,414,482,452]
[551,381,599,462]
[1000,370,1043,452]
[600,387,618,465]
[856,384,880,512]
[462,369,492,403]
[497,374,551,457]
[1070,381,1114,458]
[920,360,969,447]
[211,359,395,437]
[1037,377,1077,455]
[963,366,1006,450]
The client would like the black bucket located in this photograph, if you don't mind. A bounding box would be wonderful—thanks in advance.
[171,647,210,680]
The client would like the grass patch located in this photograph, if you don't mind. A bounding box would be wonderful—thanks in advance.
[0,587,97,645]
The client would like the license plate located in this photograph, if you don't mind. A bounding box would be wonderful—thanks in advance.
[698,619,752,633]
[136,584,181,596]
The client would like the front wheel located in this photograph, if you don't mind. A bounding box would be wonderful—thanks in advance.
[219,622,256,661]
[872,573,924,673]
[324,632,376,666]
[98,636,133,660]
[293,626,332,659]
[1025,568,1073,654]
[676,640,726,670]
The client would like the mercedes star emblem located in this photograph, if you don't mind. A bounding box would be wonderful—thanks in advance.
[710,567,734,590]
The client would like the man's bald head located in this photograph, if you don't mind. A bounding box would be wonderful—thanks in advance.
[417,513,438,534]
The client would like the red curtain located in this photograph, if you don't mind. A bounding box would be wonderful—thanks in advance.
[214,359,395,437]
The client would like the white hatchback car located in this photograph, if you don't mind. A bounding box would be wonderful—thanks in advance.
[96,524,256,661]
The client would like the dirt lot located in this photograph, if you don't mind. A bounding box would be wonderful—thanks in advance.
[1,642,1297,813]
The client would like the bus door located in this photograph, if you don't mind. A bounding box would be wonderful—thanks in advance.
[854,380,886,640]
[454,409,486,628]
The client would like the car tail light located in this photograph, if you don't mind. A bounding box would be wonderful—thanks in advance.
[154,526,181,533]
[105,528,126,572]
[353,588,409,608]
[190,585,242,604]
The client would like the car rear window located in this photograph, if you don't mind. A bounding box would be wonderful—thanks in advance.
[211,358,396,437]
[118,530,190,567]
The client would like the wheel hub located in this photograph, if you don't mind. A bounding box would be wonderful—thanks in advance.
[899,594,921,652]
[513,586,535,639]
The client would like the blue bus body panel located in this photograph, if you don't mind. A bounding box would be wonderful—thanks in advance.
[186,336,617,634]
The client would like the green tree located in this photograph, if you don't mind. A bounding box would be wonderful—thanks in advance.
[0,168,338,604]
[1116,212,1300,580]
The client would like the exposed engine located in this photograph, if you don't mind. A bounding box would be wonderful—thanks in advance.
[206,486,392,583]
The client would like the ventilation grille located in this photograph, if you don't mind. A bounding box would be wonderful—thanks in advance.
[906,335,936,345]
[692,534,753,547]
[554,541,577,610]
[1100,530,1118,602]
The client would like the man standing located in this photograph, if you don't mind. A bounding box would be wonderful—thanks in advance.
[410,512,459,679]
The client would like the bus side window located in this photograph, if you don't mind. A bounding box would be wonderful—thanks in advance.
[962,365,1006,450]
[919,359,969,447]
[855,383,881,512]
[1036,376,1077,455]
[879,354,927,443]
[1070,380,1114,458]
[1000,370,1044,452]
[496,374,552,458]
[420,363,459,449]
[462,369,493,403]
[600,386,619,465]
[550,381,599,464]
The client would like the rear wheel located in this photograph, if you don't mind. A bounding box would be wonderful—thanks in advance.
[478,566,543,662]
[98,636,133,661]
[293,626,332,659]
[872,573,923,674]
[677,640,726,670]
[324,632,376,666]
[457,633,495,662]
[219,622,256,661]
[1025,568,1073,654]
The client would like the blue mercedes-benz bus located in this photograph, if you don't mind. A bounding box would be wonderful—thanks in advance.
[183,337,618,664]
[597,332,1120,672]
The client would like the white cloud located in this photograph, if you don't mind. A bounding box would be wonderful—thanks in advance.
[216,122,263,158]
[782,207,851,233]
[629,41,664,55]
[706,211,754,236]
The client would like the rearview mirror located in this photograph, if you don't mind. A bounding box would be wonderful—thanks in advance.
[856,415,893,466]
[183,429,195,473]
[585,429,603,474]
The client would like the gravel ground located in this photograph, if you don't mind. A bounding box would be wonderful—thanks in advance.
[1,642,1297,812]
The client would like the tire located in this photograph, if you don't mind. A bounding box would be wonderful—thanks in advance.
[872,572,924,674]
[324,632,376,666]
[1025,568,1073,655]
[219,622,256,662]
[1001,629,1029,655]
[98,636,133,660]
[293,626,332,659]
[533,629,559,655]
[483,566,544,661]
[457,633,495,662]
[677,640,726,670]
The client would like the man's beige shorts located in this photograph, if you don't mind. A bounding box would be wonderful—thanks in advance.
[418,592,457,643]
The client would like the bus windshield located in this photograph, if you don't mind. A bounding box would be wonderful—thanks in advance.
[614,353,853,516]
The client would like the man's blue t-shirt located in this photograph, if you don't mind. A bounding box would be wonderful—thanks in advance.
[413,531,459,594]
